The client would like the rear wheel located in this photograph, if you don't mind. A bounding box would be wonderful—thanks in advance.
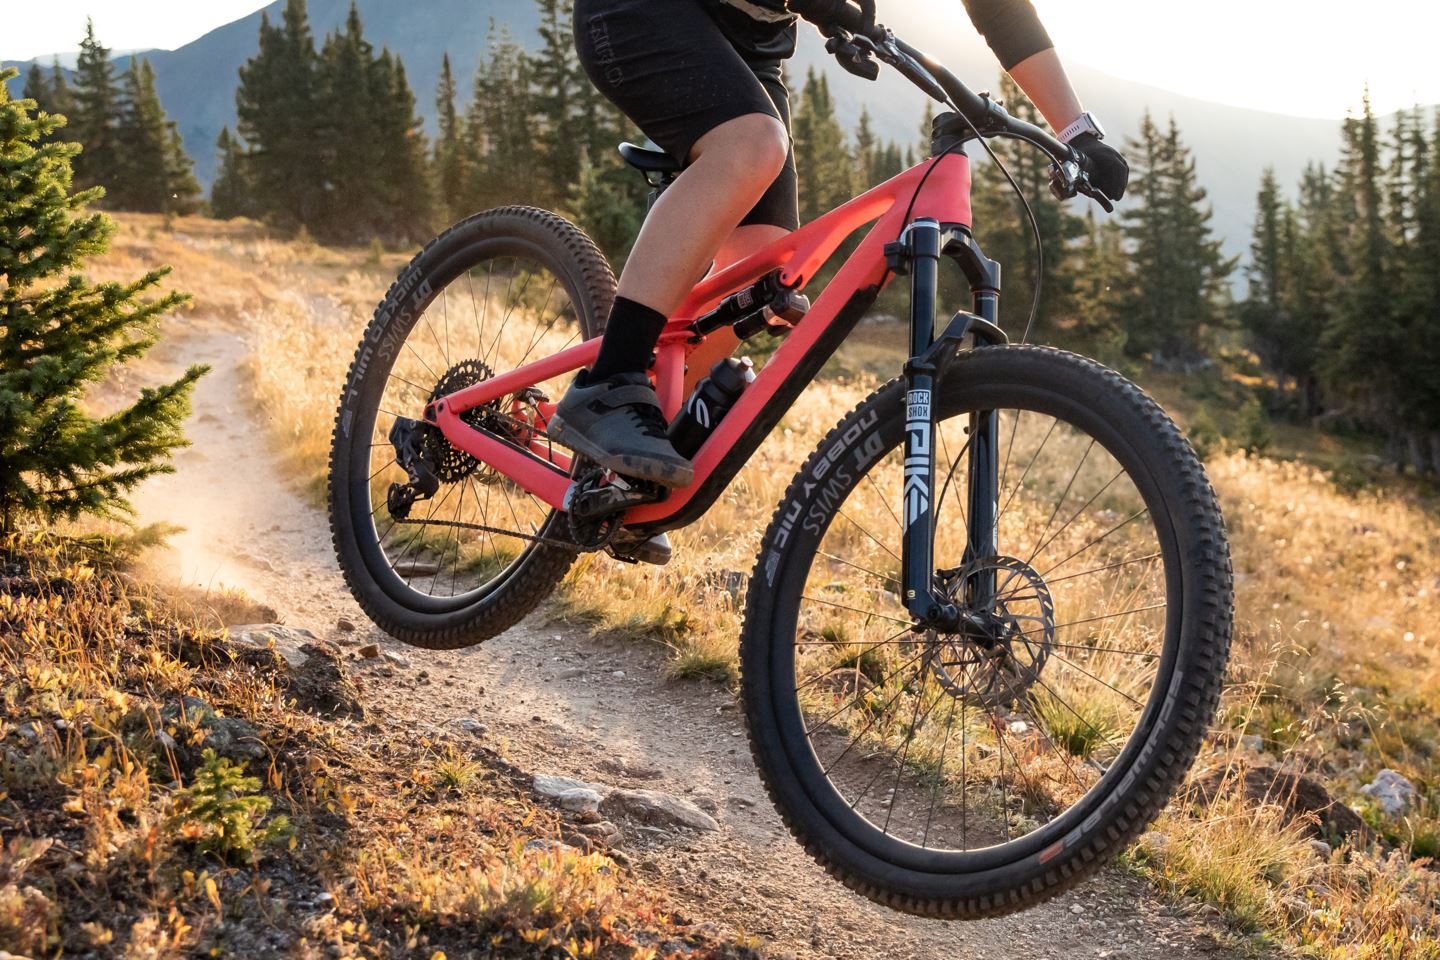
[328,207,615,648]
[741,345,1232,917]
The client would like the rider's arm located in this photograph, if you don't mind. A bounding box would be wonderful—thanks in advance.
[962,0,1129,200]
[960,0,1078,131]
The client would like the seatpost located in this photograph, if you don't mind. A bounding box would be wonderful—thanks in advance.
[898,219,960,629]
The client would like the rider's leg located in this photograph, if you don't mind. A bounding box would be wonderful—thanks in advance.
[558,0,797,487]
[587,113,789,382]
[713,224,791,273]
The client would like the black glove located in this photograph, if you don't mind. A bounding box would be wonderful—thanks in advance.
[1070,132,1129,203]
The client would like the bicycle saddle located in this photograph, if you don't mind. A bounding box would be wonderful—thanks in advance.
[618,142,683,175]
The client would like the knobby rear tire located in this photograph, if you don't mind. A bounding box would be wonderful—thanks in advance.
[740,345,1233,917]
[328,207,615,649]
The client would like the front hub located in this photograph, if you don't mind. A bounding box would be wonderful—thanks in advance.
[927,555,1055,708]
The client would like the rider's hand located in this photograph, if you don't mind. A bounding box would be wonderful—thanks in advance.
[1070,132,1129,202]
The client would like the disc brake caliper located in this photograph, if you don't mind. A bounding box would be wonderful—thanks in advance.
[387,417,442,520]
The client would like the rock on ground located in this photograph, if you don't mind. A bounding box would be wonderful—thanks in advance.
[228,624,318,669]
[1361,768,1418,817]
[1192,762,1367,838]
[532,774,718,832]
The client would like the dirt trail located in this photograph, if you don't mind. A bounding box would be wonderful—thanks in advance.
[133,320,1240,960]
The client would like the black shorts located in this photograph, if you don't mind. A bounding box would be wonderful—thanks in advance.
[573,0,800,231]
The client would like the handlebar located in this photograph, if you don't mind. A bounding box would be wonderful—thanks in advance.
[787,0,1115,212]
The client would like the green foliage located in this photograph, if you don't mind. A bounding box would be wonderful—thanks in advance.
[1251,94,1440,471]
[432,52,466,222]
[0,70,205,530]
[168,749,291,863]
[109,59,201,215]
[793,68,855,223]
[1236,395,1272,455]
[317,7,433,243]
[1120,112,1236,363]
[235,0,324,231]
[209,127,252,219]
[1187,406,1223,462]
[69,20,122,197]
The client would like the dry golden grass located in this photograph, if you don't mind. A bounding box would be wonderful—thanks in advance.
[0,530,757,958]
[85,213,1440,956]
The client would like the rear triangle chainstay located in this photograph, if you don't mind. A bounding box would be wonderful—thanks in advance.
[896,219,1003,630]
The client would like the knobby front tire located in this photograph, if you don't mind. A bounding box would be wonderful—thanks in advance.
[740,345,1232,917]
[329,207,615,648]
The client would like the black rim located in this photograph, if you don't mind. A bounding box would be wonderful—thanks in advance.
[346,238,590,614]
[768,376,1184,872]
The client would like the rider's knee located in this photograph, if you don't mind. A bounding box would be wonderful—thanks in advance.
[697,113,790,186]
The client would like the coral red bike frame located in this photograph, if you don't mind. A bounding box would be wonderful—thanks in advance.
[425,153,974,535]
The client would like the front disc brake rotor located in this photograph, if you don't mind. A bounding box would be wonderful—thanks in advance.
[930,555,1055,709]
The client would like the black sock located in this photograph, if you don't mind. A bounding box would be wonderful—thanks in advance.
[588,296,668,382]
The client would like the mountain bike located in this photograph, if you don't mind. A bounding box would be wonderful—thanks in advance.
[328,0,1232,918]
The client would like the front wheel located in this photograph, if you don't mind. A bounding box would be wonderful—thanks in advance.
[741,345,1232,917]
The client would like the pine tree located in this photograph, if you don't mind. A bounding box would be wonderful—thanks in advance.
[1286,163,1340,416]
[433,52,467,222]
[210,127,253,219]
[0,70,205,531]
[1405,111,1440,469]
[48,60,75,121]
[792,68,854,224]
[463,23,540,211]
[1320,93,1402,429]
[853,107,878,188]
[567,145,645,266]
[22,64,48,110]
[165,125,202,215]
[315,5,381,241]
[236,0,323,231]
[1238,168,1319,405]
[1120,112,1234,362]
[21,62,73,146]
[1064,209,1128,359]
[70,20,122,197]
[371,52,433,243]
[1394,109,1440,470]
[109,60,198,215]
[529,0,582,206]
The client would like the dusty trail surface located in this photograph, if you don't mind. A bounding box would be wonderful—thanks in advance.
[134,320,1240,959]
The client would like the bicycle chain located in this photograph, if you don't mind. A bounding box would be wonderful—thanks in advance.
[393,515,594,552]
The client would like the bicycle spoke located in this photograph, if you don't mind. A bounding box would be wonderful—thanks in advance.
[800,594,913,628]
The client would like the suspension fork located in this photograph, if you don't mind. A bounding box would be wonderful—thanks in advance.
[965,284,1001,611]
[896,218,1002,629]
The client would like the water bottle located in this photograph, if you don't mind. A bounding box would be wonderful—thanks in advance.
[668,358,756,457]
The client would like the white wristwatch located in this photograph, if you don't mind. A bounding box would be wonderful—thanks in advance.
[1058,111,1106,144]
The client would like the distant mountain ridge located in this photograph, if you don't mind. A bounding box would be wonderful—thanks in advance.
[5,1,1410,270]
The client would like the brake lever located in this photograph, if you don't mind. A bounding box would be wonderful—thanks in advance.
[1048,158,1114,213]
[825,33,881,81]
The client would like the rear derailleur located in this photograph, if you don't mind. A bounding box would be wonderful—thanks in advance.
[386,417,442,520]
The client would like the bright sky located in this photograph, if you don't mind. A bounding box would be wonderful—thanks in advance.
[5,1,1438,119]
